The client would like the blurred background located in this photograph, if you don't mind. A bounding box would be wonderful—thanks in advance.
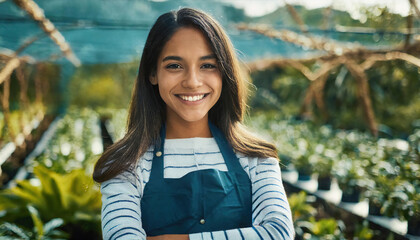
[0,0,419,239]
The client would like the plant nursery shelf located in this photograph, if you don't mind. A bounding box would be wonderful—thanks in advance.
[281,170,419,240]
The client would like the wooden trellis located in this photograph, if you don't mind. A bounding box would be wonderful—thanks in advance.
[239,2,420,136]
[0,0,80,146]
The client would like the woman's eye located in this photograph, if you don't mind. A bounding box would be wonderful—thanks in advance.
[201,63,216,69]
[166,64,182,69]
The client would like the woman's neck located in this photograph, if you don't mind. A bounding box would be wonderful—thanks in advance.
[165,117,212,139]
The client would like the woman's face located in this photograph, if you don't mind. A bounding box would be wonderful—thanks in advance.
[151,27,222,125]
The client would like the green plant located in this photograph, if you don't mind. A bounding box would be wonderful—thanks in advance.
[333,155,366,196]
[293,136,318,178]
[288,191,316,223]
[313,148,336,179]
[0,166,101,238]
[353,220,375,240]
[307,217,346,240]
[364,175,397,216]
[34,108,103,174]
[382,179,420,221]
[0,205,67,240]
[288,191,316,237]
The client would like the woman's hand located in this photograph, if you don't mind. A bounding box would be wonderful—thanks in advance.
[147,234,189,240]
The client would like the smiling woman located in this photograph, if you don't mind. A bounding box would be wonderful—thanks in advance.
[93,7,294,240]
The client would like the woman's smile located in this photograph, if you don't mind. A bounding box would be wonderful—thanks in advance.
[176,93,209,102]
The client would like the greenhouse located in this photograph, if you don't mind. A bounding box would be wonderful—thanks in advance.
[0,0,419,239]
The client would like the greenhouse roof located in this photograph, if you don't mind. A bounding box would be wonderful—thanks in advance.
[1,0,303,65]
[0,0,408,65]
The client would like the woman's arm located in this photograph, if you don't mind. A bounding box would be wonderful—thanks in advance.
[101,171,147,240]
[188,157,295,240]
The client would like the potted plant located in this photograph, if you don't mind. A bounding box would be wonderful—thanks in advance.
[364,156,400,217]
[405,191,420,236]
[364,176,397,217]
[295,154,314,181]
[382,179,420,236]
[334,156,366,203]
[313,149,337,191]
[293,138,317,181]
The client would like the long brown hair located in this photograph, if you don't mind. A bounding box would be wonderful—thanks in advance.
[93,8,278,183]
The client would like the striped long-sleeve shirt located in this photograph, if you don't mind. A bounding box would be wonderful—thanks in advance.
[101,137,294,240]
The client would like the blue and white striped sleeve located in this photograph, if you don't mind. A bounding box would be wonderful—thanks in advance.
[189,157,294,240]
[100,170,146,240]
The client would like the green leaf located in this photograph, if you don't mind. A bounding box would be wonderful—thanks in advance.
[0,222,30,240]
[27,205,44,238]
[43,218,64,235]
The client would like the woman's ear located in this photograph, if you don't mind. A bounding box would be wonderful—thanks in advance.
[150,74,158,85]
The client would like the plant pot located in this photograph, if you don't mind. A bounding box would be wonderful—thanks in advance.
[368,201,382,216]
[317,176,332,190]
[407,215,420,236]
[297,169,312,181]
[341,189,360,203]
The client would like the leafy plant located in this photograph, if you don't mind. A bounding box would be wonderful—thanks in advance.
[288,192,346,240]
[0,165,101,238]
[34,108,103,174]
[382,179,420,221]
[307,217,346,240]
[333,155,366,196]
[353,220,375,240]
[313,148,336,179]
[288,191,316,223]
[288,191,316,237]
[0,205,67,240]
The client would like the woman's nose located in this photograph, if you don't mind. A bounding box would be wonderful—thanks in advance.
[182,69,203,89]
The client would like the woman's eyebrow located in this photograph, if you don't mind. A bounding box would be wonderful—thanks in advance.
[162,56,182,62]
[200,54,217,60]
[162,54,216,62]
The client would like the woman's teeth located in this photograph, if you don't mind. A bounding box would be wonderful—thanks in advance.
[179,94,205,102]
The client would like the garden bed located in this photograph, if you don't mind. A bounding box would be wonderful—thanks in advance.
[281,170,415,239]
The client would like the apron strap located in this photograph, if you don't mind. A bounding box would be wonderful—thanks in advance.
[208,122,243,174]
[150,124,166,181]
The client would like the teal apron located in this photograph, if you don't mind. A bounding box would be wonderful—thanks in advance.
[141,123,252,236]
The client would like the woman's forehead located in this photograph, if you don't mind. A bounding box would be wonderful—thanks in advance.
[159,27,215,60]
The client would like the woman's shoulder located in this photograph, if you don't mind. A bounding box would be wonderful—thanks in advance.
[236,152,279,164]
[236,152,280,173]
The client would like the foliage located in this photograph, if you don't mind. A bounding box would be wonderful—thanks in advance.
[250,60,420,137]
[69,62,136,110]
[249,112,420,222]
[0,205,67,240]
[288,191,347,239]
[0,165,101,238]
[288,191,316,224]
[34,108,102,174]
[333,155,367,195]
[353,220,375,240]
[306,217,346,240]
[389,181,420,220]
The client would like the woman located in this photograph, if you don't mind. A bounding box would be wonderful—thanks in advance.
[93,8,294,240]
